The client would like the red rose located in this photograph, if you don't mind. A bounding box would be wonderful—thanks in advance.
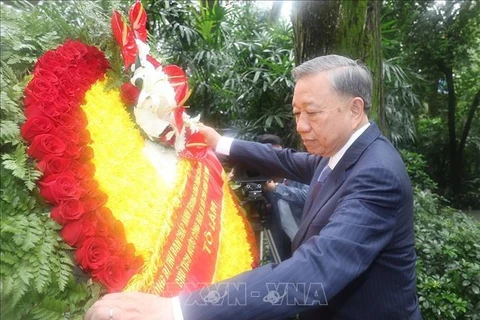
[24,76,59,103]
[80,192,108,212]
[93,249,143,292]
[120,82,140,106]
[58,73,81,100]
[52,111,85,130]
[78,130,92,146]
[64,66,83,84]
[70,160,95,180]
[33,67,59,85]
[37,154,71,176]
[55,128,82,158]
[39,172,82,204]
[34,50,68,75]
[80,179,99,196]
[51,199,85,225]
[25,96,74,120]
[27,134,66,160]
[57,40,88,62]
[61,218,96,247]
[65,209,125,256]
[84,46,109,76]
[80,208,116,238]
[61,220,83,246]
[92,256,131,292]
[74,109,88,128]
[77,60,96,80]
[21,116,56,142]
[78,146,95,163]
[56,127,81,145]
[75,236,110,271]
[23,91,40,109]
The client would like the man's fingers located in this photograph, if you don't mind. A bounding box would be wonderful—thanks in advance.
[84,305,111,320]
[100,293,125,300]
[101,291,145,300]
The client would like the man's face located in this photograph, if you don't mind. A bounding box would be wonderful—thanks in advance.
[292,72,361,157]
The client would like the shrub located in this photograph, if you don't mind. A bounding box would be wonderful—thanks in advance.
[402,150,480,319]
[414,189,480,319]
[399,149,437,192]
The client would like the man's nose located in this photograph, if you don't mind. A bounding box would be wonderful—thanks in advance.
[296,113,310,133]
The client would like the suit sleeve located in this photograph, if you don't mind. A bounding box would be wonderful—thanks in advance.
[179,167,405,320]
[229,140,321,185]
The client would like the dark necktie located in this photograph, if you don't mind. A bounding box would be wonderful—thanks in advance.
[304,164,332,214]
[317,165,332,185]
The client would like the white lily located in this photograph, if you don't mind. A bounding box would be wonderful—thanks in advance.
[130,39,201,152]
[134,39,151,69]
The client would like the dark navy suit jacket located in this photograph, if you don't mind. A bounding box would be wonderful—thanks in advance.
[180,123,421,320]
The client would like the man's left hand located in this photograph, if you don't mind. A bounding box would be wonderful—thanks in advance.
[84,292,174,320]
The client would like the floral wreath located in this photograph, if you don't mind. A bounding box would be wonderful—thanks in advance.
[21,1,258,294]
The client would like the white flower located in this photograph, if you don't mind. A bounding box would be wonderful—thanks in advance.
[133,107,170,139]
[174,127,186,153]
[134,39,151,69]
[183,114,201,133]
[129,39,201,153]
[131,62,177,139]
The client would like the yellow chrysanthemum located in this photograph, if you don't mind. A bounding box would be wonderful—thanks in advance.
[83,80,181,260]
[81,79,256,292]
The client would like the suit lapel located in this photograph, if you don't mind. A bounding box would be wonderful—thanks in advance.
[292,122,382,250]
[292,165,344,248]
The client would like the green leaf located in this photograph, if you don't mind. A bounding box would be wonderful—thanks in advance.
[252,70,261,83]
[472,285,480,295]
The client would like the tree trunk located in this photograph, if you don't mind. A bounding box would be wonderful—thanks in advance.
[364,0,386,134]
[292,0,385,133]
[457,89,480,187]
[292,1,341,65]
[270,1,284,23]
[440,64,460,195]
[459,90,480,157]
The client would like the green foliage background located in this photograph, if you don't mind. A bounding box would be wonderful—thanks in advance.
[382,0,480,208]
[401,150,480,319]
[1,1,479,319]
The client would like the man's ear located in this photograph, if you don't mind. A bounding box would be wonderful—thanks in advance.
[350,97,365,129]
[350,97,364,119]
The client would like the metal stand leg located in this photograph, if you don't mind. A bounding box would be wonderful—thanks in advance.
[259,226,282,264]
[259,227,265,262]
[265,227,282,264]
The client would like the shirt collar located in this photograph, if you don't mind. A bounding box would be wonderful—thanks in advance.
[328,122,370,170]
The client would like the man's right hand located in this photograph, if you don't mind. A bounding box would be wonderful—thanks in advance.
[264,180,277,192]
[198,124,222,149]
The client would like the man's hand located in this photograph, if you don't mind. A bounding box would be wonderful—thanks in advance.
[264,180,277,192]
[84,292,174,320]
[198,124,222,149]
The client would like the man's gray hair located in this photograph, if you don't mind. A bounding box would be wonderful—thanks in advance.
[292,55,373,113]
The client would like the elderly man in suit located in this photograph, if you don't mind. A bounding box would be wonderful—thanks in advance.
[86,55,422,320]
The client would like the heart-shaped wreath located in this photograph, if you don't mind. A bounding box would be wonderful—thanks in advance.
[21,1,258,295]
